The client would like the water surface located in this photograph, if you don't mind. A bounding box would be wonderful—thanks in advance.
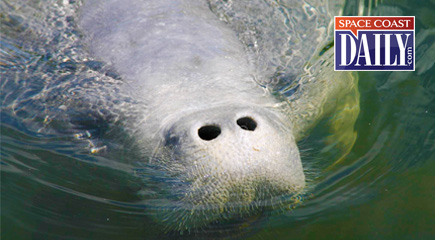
[1,0,434,239]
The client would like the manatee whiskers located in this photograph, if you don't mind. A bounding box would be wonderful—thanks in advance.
[156,187,304,233]
[144,139,305,232]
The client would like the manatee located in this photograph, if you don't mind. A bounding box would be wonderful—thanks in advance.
[1,0,358,233]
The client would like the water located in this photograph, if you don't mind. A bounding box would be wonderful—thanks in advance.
[1,0,434,239]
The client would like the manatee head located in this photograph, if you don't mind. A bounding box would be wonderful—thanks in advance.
[145,104,305,231]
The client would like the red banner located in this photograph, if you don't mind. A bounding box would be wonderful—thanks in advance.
[335,16,414,37]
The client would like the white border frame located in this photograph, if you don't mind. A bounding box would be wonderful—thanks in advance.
[333,16,415,72]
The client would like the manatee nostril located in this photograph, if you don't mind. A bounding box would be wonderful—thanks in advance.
[237,117,257,131]
[198,125,221,141]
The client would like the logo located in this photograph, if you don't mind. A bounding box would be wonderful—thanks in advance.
[334,16,415,71]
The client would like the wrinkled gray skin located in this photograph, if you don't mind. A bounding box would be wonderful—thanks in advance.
[74,0,354,231]
[79,0,305,229]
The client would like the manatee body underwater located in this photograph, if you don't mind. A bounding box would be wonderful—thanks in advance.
[1,0,358,235]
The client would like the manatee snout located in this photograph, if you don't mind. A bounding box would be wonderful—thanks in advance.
[157,105,305,228]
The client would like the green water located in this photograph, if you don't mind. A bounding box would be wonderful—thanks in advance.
[247,70,435,239]
[1,0,434,239]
